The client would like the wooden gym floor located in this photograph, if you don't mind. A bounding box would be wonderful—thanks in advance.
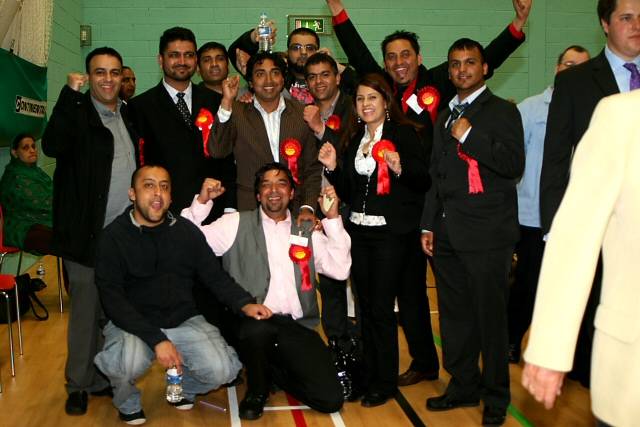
[0,256,594,426]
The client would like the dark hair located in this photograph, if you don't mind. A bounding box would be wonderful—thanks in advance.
[197,41,228,65]
[447,38,486,63]
[381,30,420,57]
[343,73,421,147]
[159,27,196,55]
[253,162,296,196]
[246,51,288,84]
[130,164,170,188]
[287,27,320,48]
[557,45,589,65]
[85,47,123,73]
[598,0,618,24]
[304,52,339,77]
[11,133,35,150]
[122,65,132,72]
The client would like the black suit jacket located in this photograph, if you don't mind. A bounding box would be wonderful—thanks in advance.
[422,88,524,251]
[326,121,430,234]
[317,91,354,156]
[539,50,618,233]
[129,82,236,221]
[333,16,525,157]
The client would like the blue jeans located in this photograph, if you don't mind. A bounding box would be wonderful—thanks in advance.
[94,315,242,414]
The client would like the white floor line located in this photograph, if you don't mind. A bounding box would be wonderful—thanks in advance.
[264,405,311,411]
[330,411,347,427]
[227,386,242,427]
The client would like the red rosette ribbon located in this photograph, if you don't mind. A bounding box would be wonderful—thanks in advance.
[325,114,341,132]
[417,86,441,123]
[371,139,397,195]
[456,143,484,194]
[289,244,313,292]
[195,108,214,157]
[280,138,302,184]
[138,137,145,165]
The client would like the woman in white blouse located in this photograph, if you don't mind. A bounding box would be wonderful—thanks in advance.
[318,73,430,407]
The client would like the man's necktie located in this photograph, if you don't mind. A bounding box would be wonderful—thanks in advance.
[176,92,193,128]
[447,102,468,130]
[623,63,640,91]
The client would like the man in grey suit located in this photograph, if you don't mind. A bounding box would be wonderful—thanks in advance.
[211,51,322,219]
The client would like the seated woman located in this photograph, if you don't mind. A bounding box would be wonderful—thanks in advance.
[0,133,54,254]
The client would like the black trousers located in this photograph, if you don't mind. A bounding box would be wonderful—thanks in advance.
[507,225,545,347]
[317,273,356,343]
[432,216,512,409]
[348,223,411,395]
[397,231,440,373]
[234,315,343,413]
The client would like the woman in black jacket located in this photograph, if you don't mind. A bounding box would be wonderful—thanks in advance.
[318,73,430,407]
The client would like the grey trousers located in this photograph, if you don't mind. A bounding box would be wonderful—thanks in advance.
[64,259,109,394]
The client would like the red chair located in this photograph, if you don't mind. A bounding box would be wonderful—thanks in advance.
[0,205,25,355]
[0,206,20,274]
[0,274,18,393]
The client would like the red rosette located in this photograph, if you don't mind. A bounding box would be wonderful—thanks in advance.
[325,114,341,132]
[195,108,215,157]
[456,143,484,194]
[280,138,302,184]
[138,138,145,165]
[371,139,396,195]
[417,86,441,123]
[289,244,313,292]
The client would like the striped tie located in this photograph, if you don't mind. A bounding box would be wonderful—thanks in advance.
[447,102,468,130]
[623,63,640,91]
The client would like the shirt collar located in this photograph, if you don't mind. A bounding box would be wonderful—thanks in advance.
[543,85,554,104]
[448,84,487,111]
[162,79,193,100]
[605,44,640,70]
[259,206,292,226]
[364,122,384,141]
[254,94,286,115]
[91,95,122,117]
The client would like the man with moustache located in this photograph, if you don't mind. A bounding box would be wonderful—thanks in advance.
[421,39,524,426]
[197,41,229,95]
[42,46,139,415]
[539,0,640,386]
[229,26,357,104]
[119,66,136,102]
[211,51,322,219]
[94,165,271,425]
[129,27,235,221]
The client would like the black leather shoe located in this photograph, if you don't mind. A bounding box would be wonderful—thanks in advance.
[65,391,88,415]
[482,406,506,426]
[508,343,521,364]
[426,394,479,412]
[361,391,393,408]
[239,392,268,420]
[397,368,439,386]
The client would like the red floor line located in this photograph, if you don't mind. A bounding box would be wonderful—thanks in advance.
[285,393,308,427]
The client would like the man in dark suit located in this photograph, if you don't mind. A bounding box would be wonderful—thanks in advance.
[210,51,322,220]
[421,39,524,426]
[324,0,531,387]
[129,27,235,221]
[539,0,640,386]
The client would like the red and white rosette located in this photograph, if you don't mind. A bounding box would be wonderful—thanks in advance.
[325,114,341,132]
[289,244,313,292]
[417,86,441,123]
[280,138,302,184]
[195,108,214,157]
[456,143,484,194]
[371,139,397,195]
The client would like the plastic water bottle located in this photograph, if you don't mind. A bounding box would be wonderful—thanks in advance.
[165,366,183,403]
[36,262,45,278]
[257,12,272,53]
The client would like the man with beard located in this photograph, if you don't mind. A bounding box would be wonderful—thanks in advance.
[119,66,136,102]
[229,26,357,104]
[197,41,229,95]
[94,165,271,425]
[129,27,235,221]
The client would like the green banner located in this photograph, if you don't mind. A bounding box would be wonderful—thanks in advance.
[0,48,48,147]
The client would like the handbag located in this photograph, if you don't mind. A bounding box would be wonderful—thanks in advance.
[0,273,49,323]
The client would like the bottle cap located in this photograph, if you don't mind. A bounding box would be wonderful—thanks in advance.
[167,367,179,376]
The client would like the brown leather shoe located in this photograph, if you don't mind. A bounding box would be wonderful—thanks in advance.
[397,368,439,386]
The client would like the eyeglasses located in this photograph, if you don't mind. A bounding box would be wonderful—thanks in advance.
[289,44,318,53]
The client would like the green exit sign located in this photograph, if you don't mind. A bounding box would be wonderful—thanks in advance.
[287,15,332,35]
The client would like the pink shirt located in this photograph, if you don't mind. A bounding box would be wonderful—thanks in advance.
[181,196,351,319]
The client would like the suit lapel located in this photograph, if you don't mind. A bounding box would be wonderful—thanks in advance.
[591,51,620,97]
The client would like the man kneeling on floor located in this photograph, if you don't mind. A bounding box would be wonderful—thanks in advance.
[94,165,272,425]
[181,162,350,420]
